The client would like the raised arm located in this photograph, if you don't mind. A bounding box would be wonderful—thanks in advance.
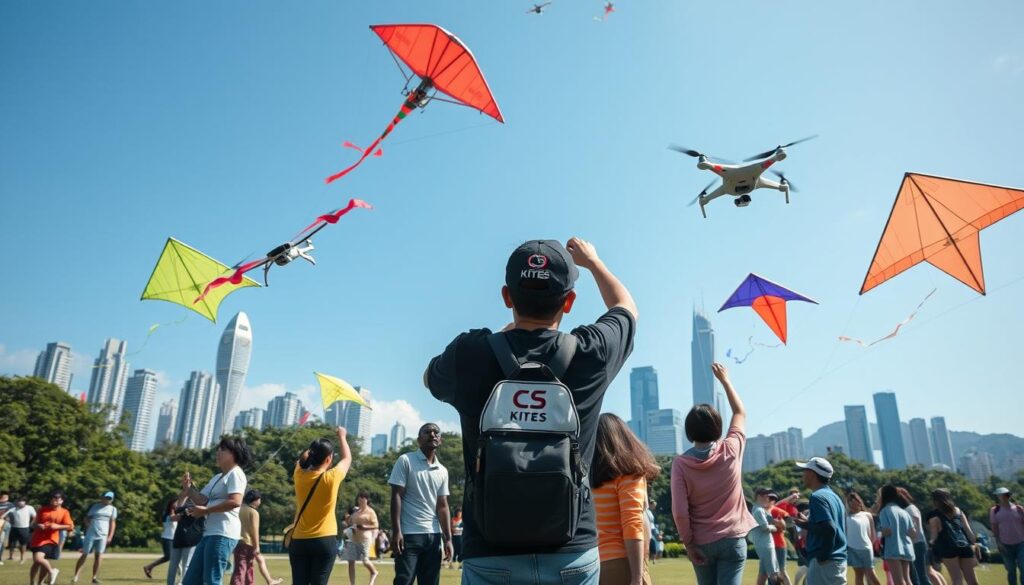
[180,471,210,506]
[334,427,353,476]
[711,363,745,432]
[566,237,638,320]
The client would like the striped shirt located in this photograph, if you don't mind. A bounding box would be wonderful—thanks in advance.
[594,475,648,561]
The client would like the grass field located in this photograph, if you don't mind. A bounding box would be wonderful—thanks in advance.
[0,555,1010,585]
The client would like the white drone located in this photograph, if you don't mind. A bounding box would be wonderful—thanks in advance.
[669,135,817,218]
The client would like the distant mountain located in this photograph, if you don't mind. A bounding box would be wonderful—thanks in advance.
[804,421,1024,477]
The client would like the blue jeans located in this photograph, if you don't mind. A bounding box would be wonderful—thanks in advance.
[461,547,599,585]
[1003,543,1024,585]
[691,537,748,585]
[181,535,237,585]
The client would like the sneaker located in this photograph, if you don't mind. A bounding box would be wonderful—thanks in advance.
[92,579,101,584]
[71,577,79,584]
[49,568,60,585]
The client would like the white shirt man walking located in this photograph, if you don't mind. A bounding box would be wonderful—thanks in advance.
[72,491,118,584]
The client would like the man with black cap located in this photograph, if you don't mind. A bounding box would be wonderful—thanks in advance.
[425,237,637,585]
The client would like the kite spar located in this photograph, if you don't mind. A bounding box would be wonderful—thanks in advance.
[326,24,504,184]
[860,173,1024,295]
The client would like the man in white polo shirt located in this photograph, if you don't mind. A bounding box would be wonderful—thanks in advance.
[389,423,453,585]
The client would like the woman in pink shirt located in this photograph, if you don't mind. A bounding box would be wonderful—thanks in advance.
[671,363,756,585]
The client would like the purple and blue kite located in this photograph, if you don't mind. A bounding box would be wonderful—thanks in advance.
[719,273,818,344]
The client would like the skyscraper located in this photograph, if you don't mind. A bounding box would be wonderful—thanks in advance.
[629,366,659,443]
[959,450,994,484]
[645,409,685,456]
[214,312,253,441]
[33,342,74,392]
[771,432,792,461]
[233,407,265,431]
[122,369,158,452]
[337,388,373,442]
[266,392,303,428]
[844,405,874,464]
[873,392,908,470]
[744,434,782,472]
[787,427,806,460]
[908,418,934,467]
[87,339,130,426]
[175,371,220,449]
[155,400,177,447]
[691,309,716,407]
[371,434,388,456]
[390,422,407,451]
[930,416,957,471]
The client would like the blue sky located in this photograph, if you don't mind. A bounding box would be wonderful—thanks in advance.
[2,1,1022,449]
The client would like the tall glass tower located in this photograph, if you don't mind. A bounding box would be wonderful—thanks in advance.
[122,369,158,452]
[175,371,220,449]
[931,416,957,471]
[844,405,874,464]
[629,366,659,443]
[214,312,253,440]
[691,309,716,407]
[34,342,74,392]
[873,392,908,470]
[908,418,934,467]
[87,339,130,426]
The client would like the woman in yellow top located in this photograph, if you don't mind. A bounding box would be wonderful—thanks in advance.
[591,413,661,585]
[288,426,352,585]
[342,491,379,585]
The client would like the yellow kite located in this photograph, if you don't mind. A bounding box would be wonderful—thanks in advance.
[141,238,259,323]
[315,372,372,411]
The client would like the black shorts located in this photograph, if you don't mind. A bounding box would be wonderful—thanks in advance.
[9,527,30,546]
[935,544,974,560]
[30,544,59,559]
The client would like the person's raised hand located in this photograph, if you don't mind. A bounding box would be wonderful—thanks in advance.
[566,237,600,270]
[711,363,730,384]
[336,426,348,440]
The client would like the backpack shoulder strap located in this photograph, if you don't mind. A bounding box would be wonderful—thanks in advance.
[487,332,578,378]
[487,333,522,377]
[547,334,578,379]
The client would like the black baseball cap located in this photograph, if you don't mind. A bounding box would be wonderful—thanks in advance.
[505,240,578,298]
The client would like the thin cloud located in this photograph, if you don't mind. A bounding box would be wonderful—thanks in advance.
[0,344,38,376]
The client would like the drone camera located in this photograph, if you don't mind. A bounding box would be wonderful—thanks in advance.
[734,195,752,208]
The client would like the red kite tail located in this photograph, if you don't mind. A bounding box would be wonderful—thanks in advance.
[325,95,419,184]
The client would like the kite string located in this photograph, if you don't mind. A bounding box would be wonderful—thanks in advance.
[762,271,1024,419]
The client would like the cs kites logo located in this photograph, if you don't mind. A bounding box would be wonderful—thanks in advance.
[510,389,548,422]
[527,254,549,269]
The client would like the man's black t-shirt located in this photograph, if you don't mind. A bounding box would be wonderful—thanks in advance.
[427,307,636,559]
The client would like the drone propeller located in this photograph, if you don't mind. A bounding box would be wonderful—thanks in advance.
[770,169,799,192]
[687,179,718,206]
[668,144,705,158]
[743,134,819,162]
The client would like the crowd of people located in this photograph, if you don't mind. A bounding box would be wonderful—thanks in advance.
[4,238,1024,585]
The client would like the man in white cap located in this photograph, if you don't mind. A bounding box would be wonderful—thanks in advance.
[990,487,1024,585]
[794,457,847,585]
[72,491,117,584]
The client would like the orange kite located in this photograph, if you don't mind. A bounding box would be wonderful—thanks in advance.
[860,173,1024,295]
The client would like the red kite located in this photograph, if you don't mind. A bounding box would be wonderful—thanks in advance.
[326,24,504,184]
[861,173,1024,295]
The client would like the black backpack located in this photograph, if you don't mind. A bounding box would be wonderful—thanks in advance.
[472,332,585,548]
